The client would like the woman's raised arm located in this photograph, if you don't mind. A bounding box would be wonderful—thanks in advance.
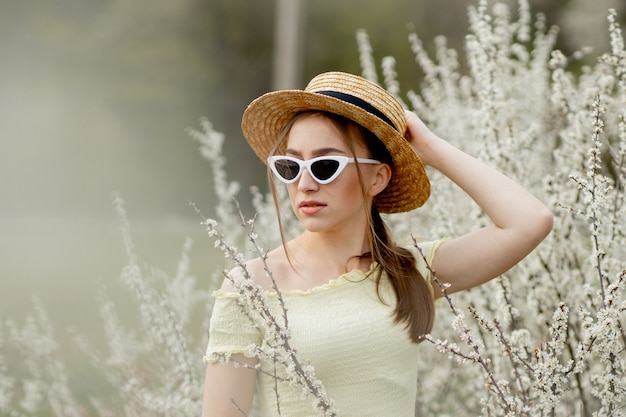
[404,110,553,297]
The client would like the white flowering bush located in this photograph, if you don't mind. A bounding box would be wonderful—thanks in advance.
[375,2,626,415]
[0,195,211,417]
[1,0,625,416]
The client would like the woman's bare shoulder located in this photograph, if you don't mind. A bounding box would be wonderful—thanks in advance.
[219,246,289,291]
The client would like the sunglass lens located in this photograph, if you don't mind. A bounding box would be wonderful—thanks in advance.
[311,159,340,181]
[274,159,300,180]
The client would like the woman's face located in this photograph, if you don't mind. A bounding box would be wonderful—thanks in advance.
[282,113,380,235]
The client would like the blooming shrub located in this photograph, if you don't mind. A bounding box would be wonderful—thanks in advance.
[1,0,625,416]
[0,197,211,417]
[387,3,626,415]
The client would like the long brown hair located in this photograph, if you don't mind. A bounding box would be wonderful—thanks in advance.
[268,111,435,343]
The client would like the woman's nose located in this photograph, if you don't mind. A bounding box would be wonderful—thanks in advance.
[297,168,319,191]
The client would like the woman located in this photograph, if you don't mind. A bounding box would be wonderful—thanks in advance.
[201,72,553,416]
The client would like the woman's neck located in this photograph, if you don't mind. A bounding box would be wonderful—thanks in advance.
[289,228,371,272]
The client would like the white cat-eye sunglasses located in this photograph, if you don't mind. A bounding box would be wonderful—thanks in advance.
[267,155,381,185]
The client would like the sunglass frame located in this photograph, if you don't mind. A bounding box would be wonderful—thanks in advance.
[267,155,381,185]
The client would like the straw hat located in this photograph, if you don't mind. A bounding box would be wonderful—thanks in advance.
[241,71,430,213]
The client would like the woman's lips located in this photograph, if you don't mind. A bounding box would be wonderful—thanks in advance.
[299,200,327,215]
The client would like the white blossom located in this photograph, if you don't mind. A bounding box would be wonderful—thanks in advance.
[1,2,626,417]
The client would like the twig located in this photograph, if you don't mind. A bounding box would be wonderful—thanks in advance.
[230,398,249,417]
[204,201,337,417]
[411,236,523,415]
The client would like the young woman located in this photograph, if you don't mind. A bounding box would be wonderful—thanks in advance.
[201,72,553,417]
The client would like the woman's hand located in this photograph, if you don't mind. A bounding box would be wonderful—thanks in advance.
[404,109,553,297]
[403,110,440,167]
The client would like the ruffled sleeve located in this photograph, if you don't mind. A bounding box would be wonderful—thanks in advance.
[203,290,261,364]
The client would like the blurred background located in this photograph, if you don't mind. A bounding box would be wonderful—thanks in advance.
[0,0,623,344]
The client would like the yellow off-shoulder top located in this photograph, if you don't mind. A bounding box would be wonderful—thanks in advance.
[204,239,447,417]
